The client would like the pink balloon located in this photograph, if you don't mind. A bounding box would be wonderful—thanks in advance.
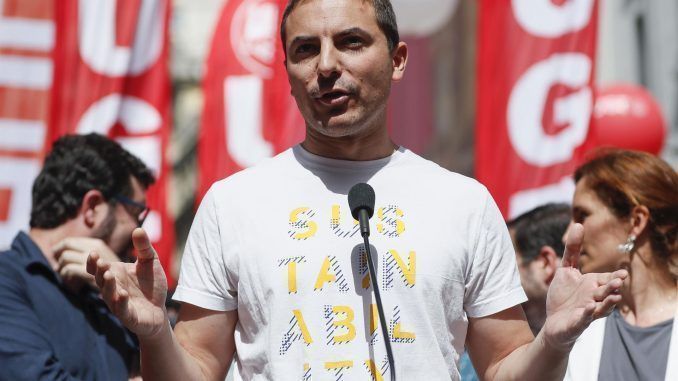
[591,84,666,154]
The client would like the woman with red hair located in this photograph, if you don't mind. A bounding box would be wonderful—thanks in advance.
[565,149,677,381]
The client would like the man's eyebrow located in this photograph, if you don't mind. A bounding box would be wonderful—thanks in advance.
[571,205,586,215]
[288,28,371,49]
[335,27,370,38]
[289,35,317,47]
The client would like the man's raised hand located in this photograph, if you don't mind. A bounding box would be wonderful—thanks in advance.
[542,223,628,351]
[53,237,120,292]
[87,228,168,339]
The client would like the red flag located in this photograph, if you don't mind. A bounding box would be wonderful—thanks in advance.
[0,0,53,247]
[197,0,304,203]
[476,0,598,219]
[49,0,175,284]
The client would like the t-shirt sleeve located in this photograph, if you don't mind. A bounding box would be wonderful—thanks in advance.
[173,186,239,311]
[463,190,526,318]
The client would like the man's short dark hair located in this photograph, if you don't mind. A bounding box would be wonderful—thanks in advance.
[280,0,400,54]
[30,133,155,229]
[508,203,571,263]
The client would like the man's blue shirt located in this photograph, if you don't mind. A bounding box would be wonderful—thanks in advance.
[0,232,139,381]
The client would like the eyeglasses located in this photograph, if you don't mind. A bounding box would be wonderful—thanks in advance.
[112,194,150,227]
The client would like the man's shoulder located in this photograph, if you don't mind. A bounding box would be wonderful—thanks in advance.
[0,244,29,292]
[199,148,300,209]
[212,148,296,190]
[396,149,489,195]
[0,243,26,272]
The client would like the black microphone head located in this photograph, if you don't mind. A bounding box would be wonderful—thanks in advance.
[348,183,375,220]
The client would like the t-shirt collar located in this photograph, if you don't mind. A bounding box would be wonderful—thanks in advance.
[12,231,58,276]
[293,144,407,171]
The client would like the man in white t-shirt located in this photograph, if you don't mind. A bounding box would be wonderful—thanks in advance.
[87,0,629,380]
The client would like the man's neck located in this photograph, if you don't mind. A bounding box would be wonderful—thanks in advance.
[302,123,397,161]
[29,225,73,269]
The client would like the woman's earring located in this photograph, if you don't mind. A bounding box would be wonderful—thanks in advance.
[617,234,636,254]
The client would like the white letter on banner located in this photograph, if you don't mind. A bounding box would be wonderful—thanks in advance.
[0,0,54,51]
[0,55,52,90]
[0,119,47,151]
[231,1,278,78]
[76,94,162,176]
[79,0,164,76]
[224,76,274,168]
[508,176,575,219]
[507,53,592,167]
[512,0,594,38]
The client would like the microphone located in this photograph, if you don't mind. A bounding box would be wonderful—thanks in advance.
[347,183,396,381]
[348,182,375,237]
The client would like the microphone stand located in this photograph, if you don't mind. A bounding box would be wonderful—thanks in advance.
[359,209,396,381]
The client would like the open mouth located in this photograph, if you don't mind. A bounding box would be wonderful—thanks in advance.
[315,91,350,106]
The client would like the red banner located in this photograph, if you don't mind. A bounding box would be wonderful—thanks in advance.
[198,0,304,202]
[0,0,53,247]
[49,0,175,284]
[476,0,598,219]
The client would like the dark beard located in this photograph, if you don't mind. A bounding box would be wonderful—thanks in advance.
[92,207,116,244]
[91,207,133,262]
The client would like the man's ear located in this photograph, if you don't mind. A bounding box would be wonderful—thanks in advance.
[538,246,560,284]
[629,205,650,238]
[80,190,107,228]
[391,41,408,82]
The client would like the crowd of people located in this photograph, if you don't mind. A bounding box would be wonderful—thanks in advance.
[0,0,676,380]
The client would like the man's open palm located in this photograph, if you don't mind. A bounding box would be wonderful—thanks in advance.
[543,223,627,350]
[87,228,168,339]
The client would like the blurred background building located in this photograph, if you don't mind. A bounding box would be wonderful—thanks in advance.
[597,0,677,161]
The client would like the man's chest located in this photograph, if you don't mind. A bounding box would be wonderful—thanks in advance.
[234,193,469,292]
[27,277,134,379]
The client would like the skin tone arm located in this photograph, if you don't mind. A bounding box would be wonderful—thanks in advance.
[87,229,237,381]
[467,223,627,381]
[138,306,237,381]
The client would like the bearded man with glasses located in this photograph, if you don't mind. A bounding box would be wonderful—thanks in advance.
[113,194,151,229]
[0,133,154,381]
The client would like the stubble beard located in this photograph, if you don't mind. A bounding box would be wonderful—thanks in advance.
[307,98,388,140]
[92,206,116,244]
[91,206,133,261]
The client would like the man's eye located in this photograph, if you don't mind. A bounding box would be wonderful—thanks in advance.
[295,44,316,55]
[344,37,363,47]
[573,211,588,223]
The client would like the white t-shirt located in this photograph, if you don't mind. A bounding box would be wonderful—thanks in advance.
[173,145,526,380]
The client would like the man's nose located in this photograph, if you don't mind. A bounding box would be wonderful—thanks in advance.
[317,43,340,78]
